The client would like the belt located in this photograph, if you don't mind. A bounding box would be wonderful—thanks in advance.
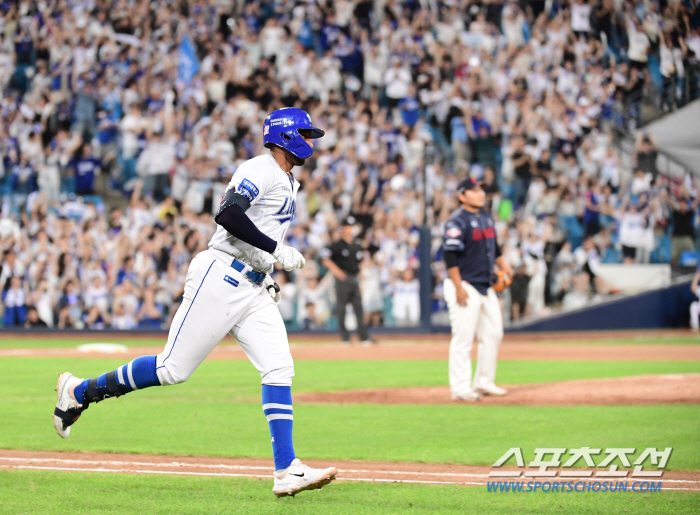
[231,258,266,285]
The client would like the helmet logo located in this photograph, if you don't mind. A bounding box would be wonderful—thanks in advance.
[270,118,293,127]
[263,125,269,135]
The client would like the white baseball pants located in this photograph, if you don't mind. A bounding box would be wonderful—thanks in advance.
[155,248,294,386]
[691,301,700,330]
[443,279,504,398]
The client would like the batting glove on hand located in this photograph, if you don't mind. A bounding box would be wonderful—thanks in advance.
[272,242,305,271]
[263,274,281,305]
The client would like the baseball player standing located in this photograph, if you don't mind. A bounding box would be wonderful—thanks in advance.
[52,108,337,497]
[442,178,513,401]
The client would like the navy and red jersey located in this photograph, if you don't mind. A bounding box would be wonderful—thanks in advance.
[442,208,501,294]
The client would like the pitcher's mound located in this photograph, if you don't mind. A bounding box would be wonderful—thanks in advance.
[296,374,700,406]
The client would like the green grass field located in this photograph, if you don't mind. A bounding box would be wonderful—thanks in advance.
[2,336,699,514]
[1,470,698,515]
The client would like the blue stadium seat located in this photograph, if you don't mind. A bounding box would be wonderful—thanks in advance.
[601,247,620,263]
[284,301,299,330]
[651,236,672,263]
[500,182,515,203]
[384,295,395,327]
[60,176,76,193]
[0,173,11,196]
[599,214,615,228]
[647,55,663,90]
[680,251,699,267]
[326,314,338,330]
[559,215,584,249]
[82,195,104,207]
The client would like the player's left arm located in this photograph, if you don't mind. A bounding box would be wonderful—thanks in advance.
[215,185,304,271]
[214,163,279,253]
[215,190,277,253]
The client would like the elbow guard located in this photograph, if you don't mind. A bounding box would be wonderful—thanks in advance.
[216,188,251,219]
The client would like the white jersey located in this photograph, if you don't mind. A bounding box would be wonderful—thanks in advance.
[209,154,299,273]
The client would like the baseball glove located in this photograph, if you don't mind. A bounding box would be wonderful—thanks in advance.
[492,269,513,293]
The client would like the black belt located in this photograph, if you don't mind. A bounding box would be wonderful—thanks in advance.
[231,259,265,285]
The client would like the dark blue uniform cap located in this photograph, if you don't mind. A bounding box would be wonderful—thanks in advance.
[456,177,483,194]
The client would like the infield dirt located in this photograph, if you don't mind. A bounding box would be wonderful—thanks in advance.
[2,341,700,361]
[295,374,700,406]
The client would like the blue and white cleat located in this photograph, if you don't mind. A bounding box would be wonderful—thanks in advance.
[53,372,86,438]
[272,459,338,498]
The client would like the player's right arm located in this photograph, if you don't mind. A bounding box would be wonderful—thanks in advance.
[446,266,468,306]
[214,166,304,271]
[443,218,468,306]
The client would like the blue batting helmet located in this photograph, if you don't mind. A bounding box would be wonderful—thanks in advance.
[262,107,324,159]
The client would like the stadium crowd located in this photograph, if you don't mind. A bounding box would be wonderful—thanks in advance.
[1,0,700,330]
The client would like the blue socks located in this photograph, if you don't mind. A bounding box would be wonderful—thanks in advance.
[72,362,296,471]
[262,385,296,471]
[74,356,161,405]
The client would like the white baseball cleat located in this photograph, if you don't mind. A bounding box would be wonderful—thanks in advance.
[452,391,481,402]
[53,372,85,438]
[475,385,508,396]
[272,459,338,498]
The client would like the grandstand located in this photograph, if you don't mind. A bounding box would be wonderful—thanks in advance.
[1,0,699,330]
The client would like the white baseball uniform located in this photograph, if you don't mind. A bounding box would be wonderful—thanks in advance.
[155,154,298,387]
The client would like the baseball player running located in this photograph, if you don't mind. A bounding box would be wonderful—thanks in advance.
[442,178,513,401]
[52,108,338,497]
